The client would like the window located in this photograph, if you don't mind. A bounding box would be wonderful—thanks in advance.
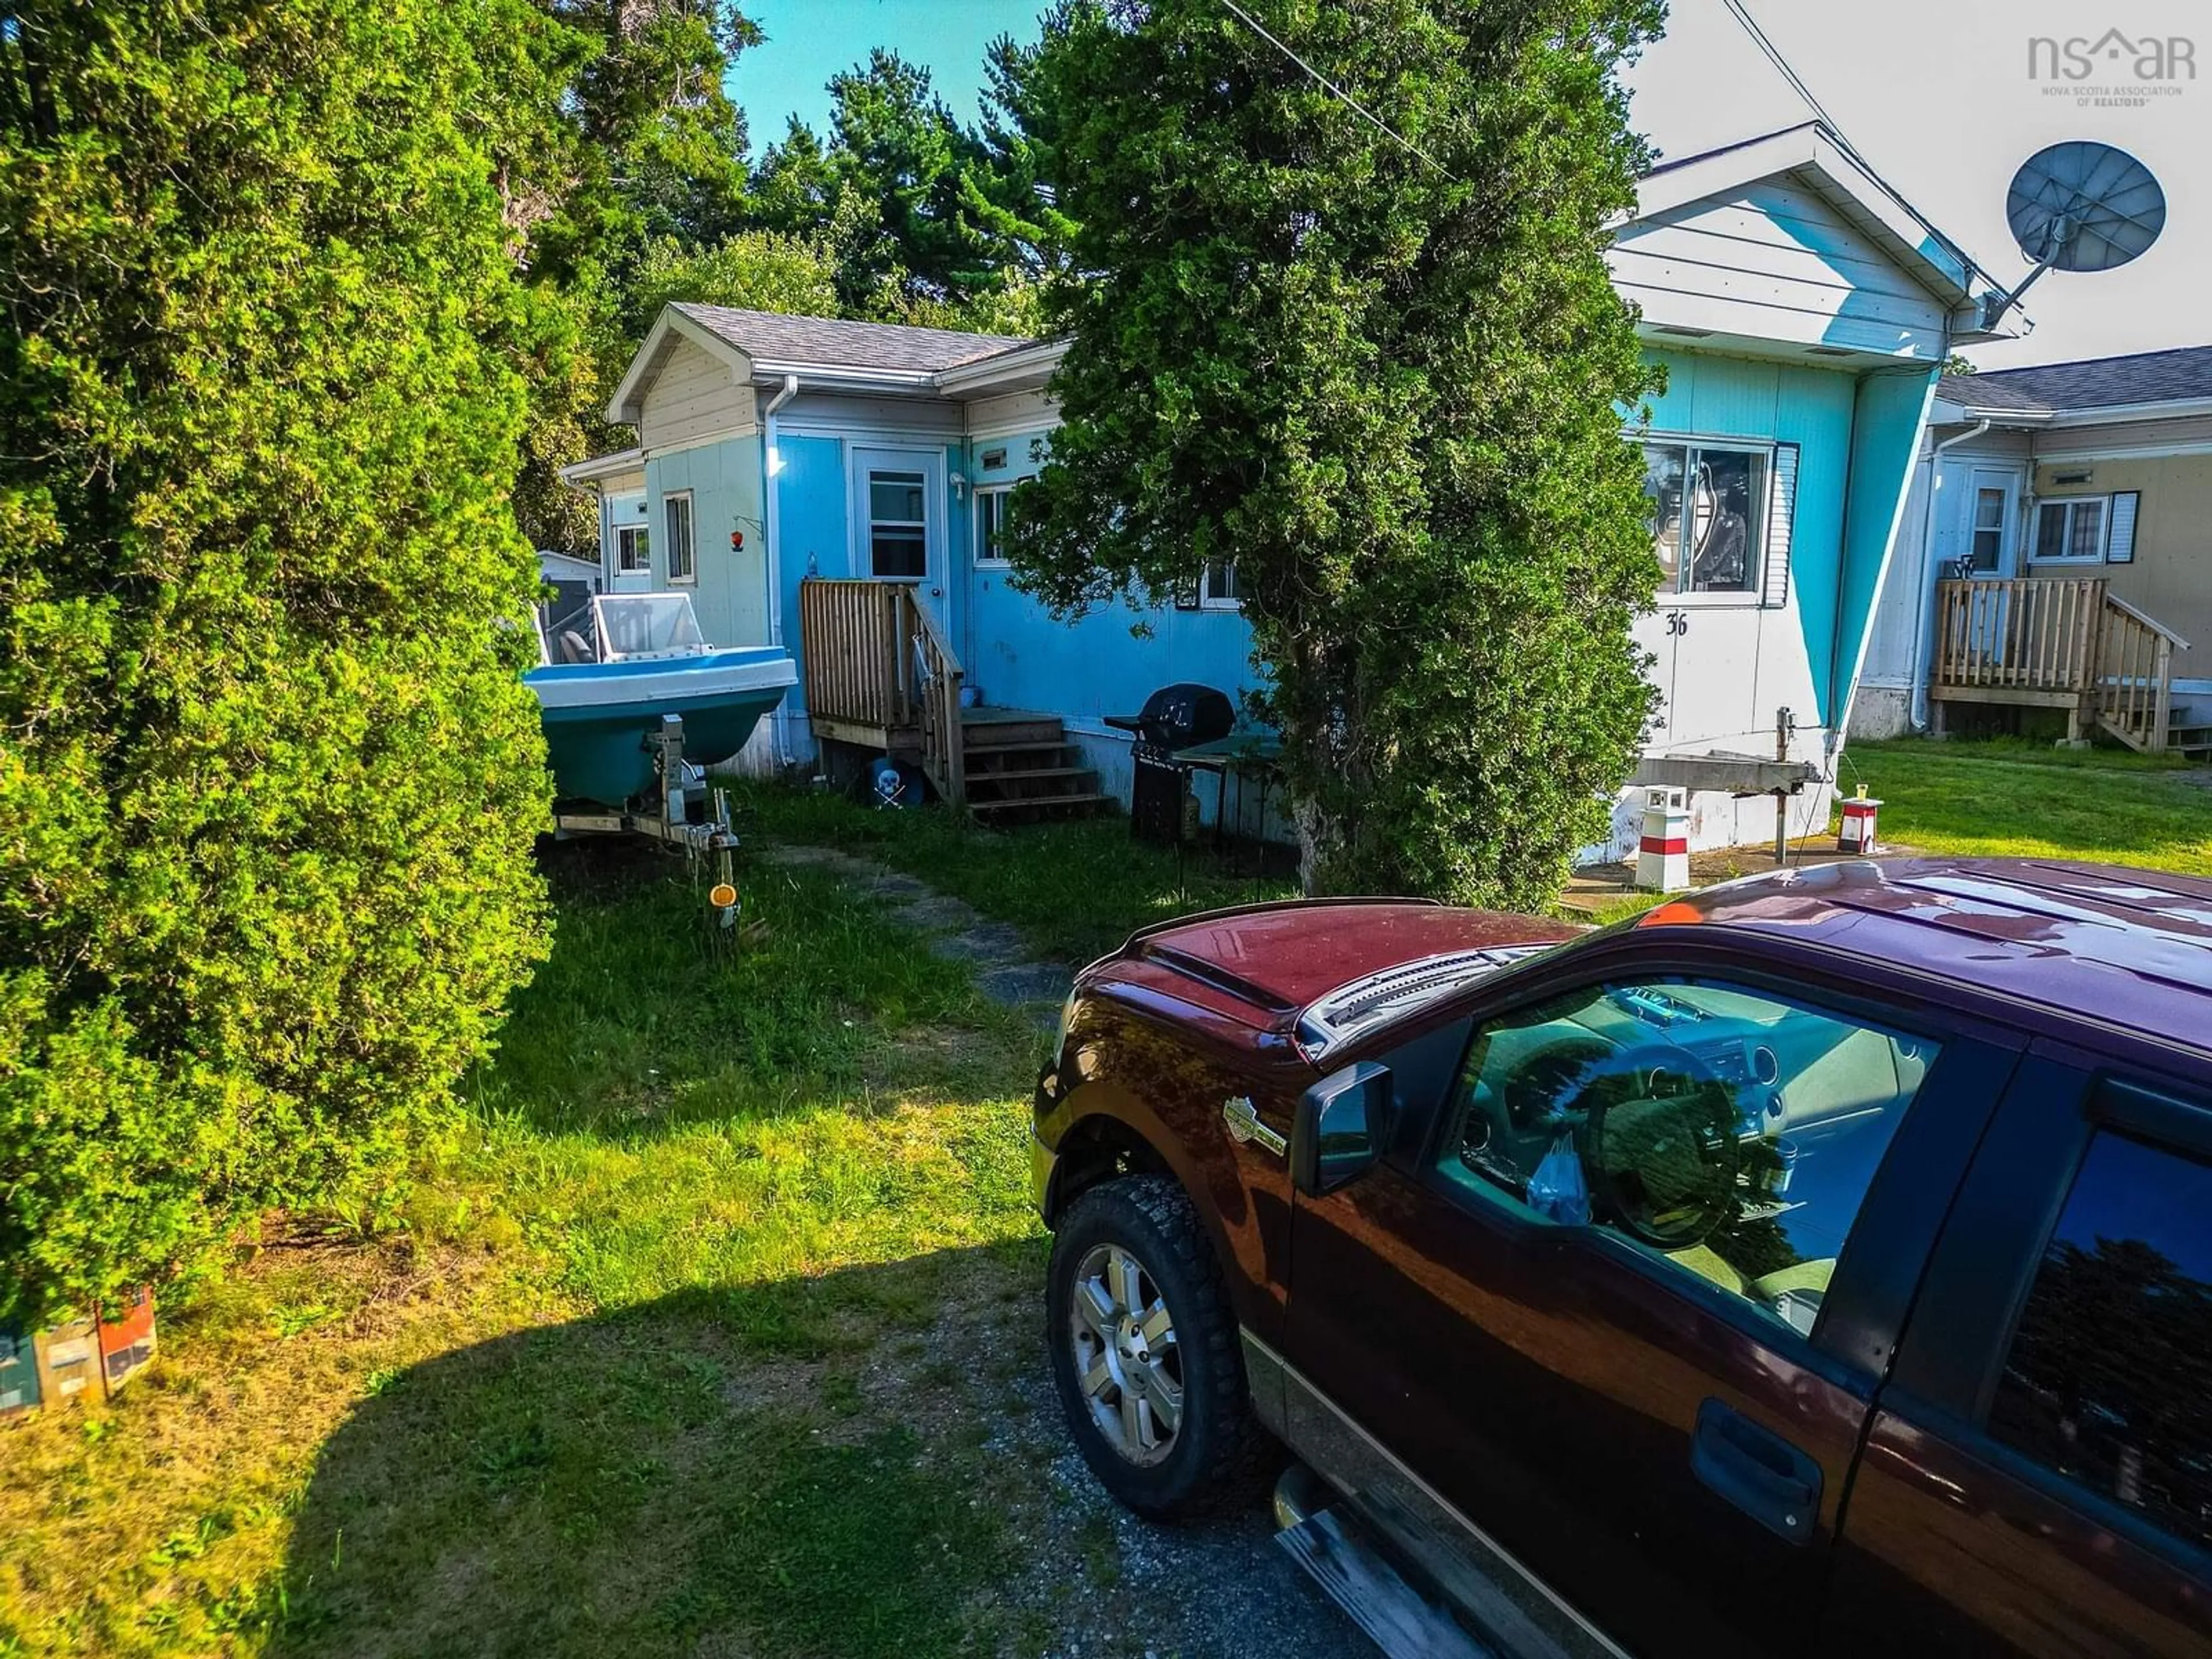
[663,491,695,584]
[1643,440,1770,599]
[1970,486,2008,572]
[2033,497,2108,563]
[1434,978,1939,1338]
[615,522,650,575]
[868,469,928,579]
[1200,558,1243,611]
[975,485,1012,567]
[1988,1128,2212,1551]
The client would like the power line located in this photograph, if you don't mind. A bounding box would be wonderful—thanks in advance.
[1217,0,1456,180]
[1720,0,1839,133]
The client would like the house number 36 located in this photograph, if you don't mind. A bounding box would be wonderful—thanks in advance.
[1665,611,1690,637]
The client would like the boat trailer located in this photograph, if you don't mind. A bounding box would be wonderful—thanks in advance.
[550,713,743,930]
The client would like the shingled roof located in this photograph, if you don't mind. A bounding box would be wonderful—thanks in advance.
[671,304,1035,374]
[1941,343,2212,415]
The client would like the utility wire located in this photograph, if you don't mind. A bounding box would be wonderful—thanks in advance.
[1720,0,1840,134]
[1218,0,1456,180]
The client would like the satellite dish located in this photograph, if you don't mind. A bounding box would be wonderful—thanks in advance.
[1982,142,2165,327]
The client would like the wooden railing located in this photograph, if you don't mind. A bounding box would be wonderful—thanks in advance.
[1932,576,2191,752]
[907,597,967,808]
[797,577,967,804]
[2093,595,2189,753]
[1934,575,2105,695]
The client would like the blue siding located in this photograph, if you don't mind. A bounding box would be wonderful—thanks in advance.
[1638,349,1858,725]
[1835,368,1939,724]
[956,424,1258,728]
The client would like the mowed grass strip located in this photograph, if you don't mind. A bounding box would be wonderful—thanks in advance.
[0,839,1047,1659]
[738,782,1298,964]
[1845,739,2210,875]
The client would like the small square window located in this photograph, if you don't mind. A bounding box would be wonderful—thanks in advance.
[1642,440,1768,600]
[2033,497,2109,563]
[1200,558,1242,610]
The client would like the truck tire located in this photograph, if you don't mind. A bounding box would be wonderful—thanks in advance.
[1046,1173,1277,1518]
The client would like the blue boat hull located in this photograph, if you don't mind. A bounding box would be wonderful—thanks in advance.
[527,647,797,806]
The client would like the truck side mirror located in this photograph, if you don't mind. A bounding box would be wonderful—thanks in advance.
[1291,1062,1392,1198]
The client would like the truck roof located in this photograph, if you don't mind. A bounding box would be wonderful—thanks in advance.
[1643,858,2212,1052]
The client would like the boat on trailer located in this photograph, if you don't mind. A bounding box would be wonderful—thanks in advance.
[527,591,796,923]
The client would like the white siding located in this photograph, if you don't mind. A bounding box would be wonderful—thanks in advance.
[964,388,1059,437]
[1611,172,1950,359]
[640,338,757,452]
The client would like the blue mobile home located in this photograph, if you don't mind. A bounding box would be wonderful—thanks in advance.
[563,122,2021,857]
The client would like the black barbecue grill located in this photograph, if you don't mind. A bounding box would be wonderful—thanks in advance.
[1105,683,1235,845]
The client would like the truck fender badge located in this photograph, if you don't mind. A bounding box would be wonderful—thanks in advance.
[1222,1096,1286,1157]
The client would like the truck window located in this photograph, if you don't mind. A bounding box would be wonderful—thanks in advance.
[1987,1129,2212,1553]
[1434,978,1938,1339]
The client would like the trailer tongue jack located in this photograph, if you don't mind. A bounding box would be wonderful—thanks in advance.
[551,714,742,928]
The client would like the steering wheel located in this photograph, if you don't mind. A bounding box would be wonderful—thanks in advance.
[1568,1041,1743,1249]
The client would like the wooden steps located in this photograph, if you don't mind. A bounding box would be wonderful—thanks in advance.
[959,711,1108,822]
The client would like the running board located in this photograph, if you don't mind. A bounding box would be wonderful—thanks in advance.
[1277,1505,1492,1659]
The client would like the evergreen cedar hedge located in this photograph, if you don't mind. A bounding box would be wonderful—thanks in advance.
[1008,0,1669,908]
[0,1,560,1325]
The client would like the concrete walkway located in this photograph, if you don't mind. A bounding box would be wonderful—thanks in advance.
[754,843,1076,1018]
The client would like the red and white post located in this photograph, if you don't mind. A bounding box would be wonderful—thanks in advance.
[1636,786,1691,893]
[1838,788,1882,856]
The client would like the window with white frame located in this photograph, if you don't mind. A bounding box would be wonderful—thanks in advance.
[1968,486,2008,572]
[1200,556,1243,610]
[868,469,929,579]
[1642,438,1770,600]
[975,485,1012,567]
[2032,494,2139,565]
[615,522,650,575]
[664,491,696,584]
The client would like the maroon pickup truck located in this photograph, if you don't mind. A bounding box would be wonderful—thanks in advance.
[1031,859,2212,1658]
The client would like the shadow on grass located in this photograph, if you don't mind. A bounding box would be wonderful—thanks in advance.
[475,837,1046,1146]
[268,1241,1051,1659]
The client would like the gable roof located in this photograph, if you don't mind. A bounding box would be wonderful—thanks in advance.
[1939,344,2212,416]
[1625,121,2022,345]
[672,304,1034,375]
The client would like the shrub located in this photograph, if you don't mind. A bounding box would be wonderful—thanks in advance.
[0,0,561,1324]
[1008,0,1667,908]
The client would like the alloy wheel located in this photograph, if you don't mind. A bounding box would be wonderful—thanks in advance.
[1066,1241,1185,1467]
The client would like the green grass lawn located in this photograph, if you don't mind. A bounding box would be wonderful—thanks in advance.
[1843,739,2210,875]
[0,839,1069,1659]
[737,785,1298,963]
[0,801,1301,1659]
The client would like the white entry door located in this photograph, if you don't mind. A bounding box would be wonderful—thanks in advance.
[605,492,653,593]
[1936,464,2024,669]
[851,446,948,633]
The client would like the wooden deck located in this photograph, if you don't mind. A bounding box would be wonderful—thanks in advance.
[1931,576,2192,752]
[797,578,1108,817]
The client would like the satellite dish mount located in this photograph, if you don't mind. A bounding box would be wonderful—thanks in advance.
[1980,141,2166,331]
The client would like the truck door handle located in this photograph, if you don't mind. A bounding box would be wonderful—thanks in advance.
[1690,1397,1821,1546]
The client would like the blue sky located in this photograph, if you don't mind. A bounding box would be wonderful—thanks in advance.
[735,0,1043,147]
